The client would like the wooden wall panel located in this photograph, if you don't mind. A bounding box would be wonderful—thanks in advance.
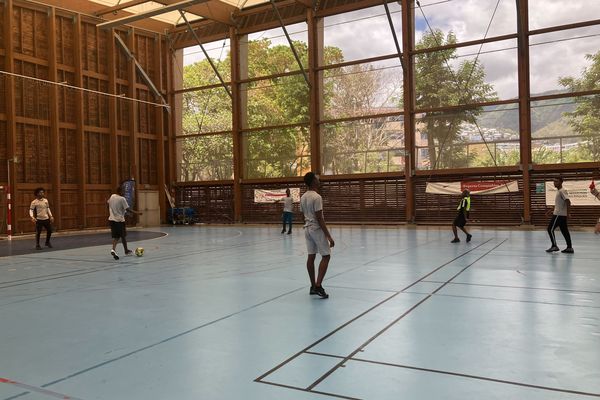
[116,84,130,131]
[241,182,304,223]
[59,128,77,183]
[0,57,5,114]
[118,135,131,181]
[57,70,76,123]
[60,189,79,229]
[85,188,111,228]
[139,138,157,185]
[0,121,7,182]
[177,184,234,223]
[55,16,74,66]
[240,179,406,224]
[136,88,156,135]
[414,175,524,225]
[85,131,110,184]
[83,76,109,127]
[12,7,48,60]
[530,171,600,227]
[15,123,50,183]
[13,60,49,119]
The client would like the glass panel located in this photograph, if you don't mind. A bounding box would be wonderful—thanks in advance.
[245,23,308,78]
[530,26,600,95]
[176,134,233,181]
[532,96,600,164]
[323,4,402,65]
[322,116,405,175]
[243,127,311,178]
[183,39,231,89]
[415,38,516,109]
[415,105,520,169]
[529,0,600,30]
[322,59,403,120]
[244,74,309,129]
[182,86,232,134]
[414,0,517,47]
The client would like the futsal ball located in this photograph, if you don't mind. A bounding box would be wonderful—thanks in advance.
[135,247,144,257]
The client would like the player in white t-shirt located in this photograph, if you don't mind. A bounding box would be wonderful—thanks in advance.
[280,188,294,234]
[300,172,335,299]
[545,177,573,253]
[590,180,600,234]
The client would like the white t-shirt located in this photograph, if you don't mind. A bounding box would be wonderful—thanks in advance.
[30,198,52,220]
[108,194,129,222]
[300,190,323,229]
[283,197,293,213]
[553,188,570,216]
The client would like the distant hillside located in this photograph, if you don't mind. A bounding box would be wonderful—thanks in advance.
[477,91,577,135]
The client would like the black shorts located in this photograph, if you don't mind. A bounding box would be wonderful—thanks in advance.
[453,213,467,228]
[110,221,127,239]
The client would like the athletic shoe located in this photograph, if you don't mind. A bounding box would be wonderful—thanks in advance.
[315,286,329,299]
[451,238,460,243]
[545,246,559,253]
[561,247,574,254]
[310,286,318,295]
[111,250,120,260]
[35,245,42,250]
[287,231,292,235]
[125,250,133,256]
[466,234,472,243]
[45,242,53,248]
[281,229,286,234]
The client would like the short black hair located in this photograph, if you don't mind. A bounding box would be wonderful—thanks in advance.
[34,187,45,196]
[304,172,316,187]
[555,176,564,183]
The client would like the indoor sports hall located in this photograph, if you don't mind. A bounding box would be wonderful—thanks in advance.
[1,0,599,399]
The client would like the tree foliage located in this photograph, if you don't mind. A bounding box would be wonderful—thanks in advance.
[559,50,600,161]
[414,30,497,169]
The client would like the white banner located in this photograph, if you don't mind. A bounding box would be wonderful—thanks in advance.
[426,180,519,195]
[545,180,600,206]
[254,188,301,203]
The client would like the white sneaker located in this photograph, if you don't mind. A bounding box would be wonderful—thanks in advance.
[111,250,120,260]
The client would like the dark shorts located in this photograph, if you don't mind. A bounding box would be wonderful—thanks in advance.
[453,213,467,228]
[110,221,127,239]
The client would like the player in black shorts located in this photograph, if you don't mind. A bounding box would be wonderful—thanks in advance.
[451,189,472,243]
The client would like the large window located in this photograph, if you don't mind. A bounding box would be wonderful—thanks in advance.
[322,116,405,175]
[177,134,233,181]
[415,106,520,170]
[242,127,310,179]
[532,95,600,164]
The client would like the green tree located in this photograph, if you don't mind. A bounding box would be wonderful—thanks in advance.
[414,30,497,169]
[559,50,600,161]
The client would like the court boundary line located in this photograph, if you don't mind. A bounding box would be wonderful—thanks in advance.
[254,238,495,384]
[303,352,600,398]
[423,280,600,294]
[0,377,85,400]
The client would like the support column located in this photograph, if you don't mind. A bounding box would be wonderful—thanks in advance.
[73,15,87,228]
[402,0,416,223]
[307,8,323,175]
[108,28,119,189]
[231,27,246,222]
[4,0,17,235]
[155,34,166,222]
[517,0,532,224]
[127,28,139,182]
[48,7,61,228]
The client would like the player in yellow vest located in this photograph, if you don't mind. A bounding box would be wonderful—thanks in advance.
[451,189,472,243]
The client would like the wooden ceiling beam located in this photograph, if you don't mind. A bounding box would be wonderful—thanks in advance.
[97,0,209,29]
[94,0,153,17]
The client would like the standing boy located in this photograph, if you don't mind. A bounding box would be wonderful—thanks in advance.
[451,189,472,243]
[108,186,141,260]
[29,188,54,250]
[281,188,293,234]
[300,172,334,299]
[546,177,573,253]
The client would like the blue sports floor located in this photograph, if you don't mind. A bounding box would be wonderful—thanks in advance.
[1,225,599,400]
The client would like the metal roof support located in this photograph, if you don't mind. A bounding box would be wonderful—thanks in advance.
[97,0,209,29]
[382,0,405,72]
[179,10,233,99]
[95,0,152,17]
[269,0,310,87]
[114,32,171,112]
